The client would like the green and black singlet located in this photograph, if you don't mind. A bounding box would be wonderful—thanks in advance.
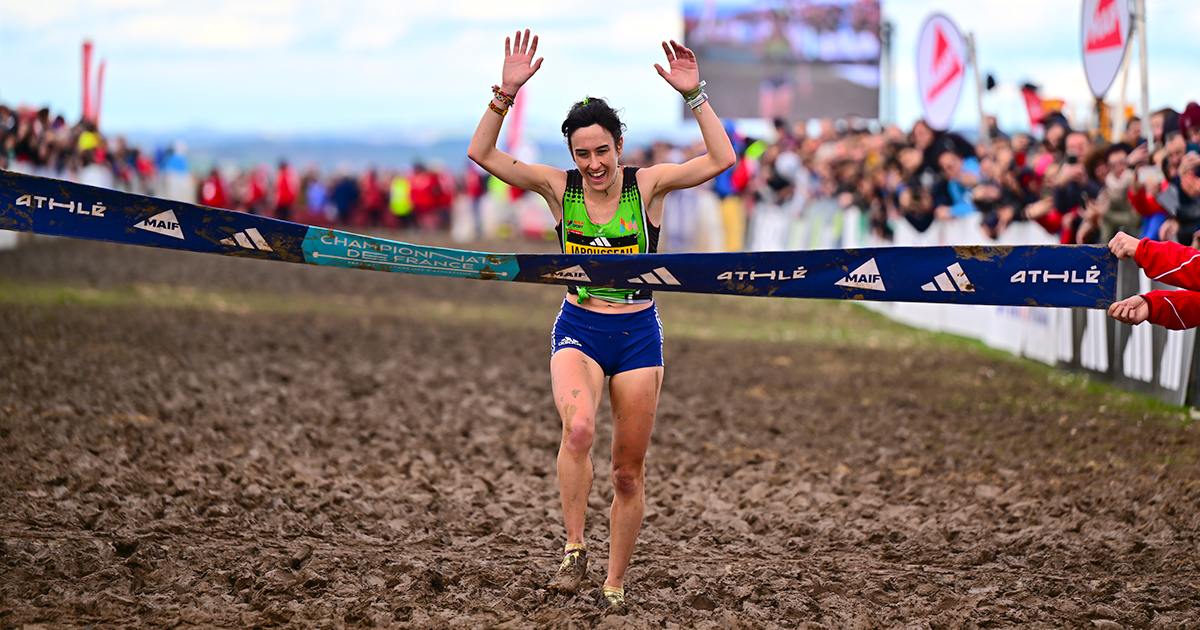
[555,166,661,304]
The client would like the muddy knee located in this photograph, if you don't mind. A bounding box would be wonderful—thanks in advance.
[611,465,643,497]
[560,415,595,456]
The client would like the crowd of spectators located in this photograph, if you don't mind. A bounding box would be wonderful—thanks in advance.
[6,97,1200,252]
[733,104,1200,251]
[0,100,474,234]
[0,102,157,193]
[192,160,468,233]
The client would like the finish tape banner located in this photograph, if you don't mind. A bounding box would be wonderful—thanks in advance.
[0,171,1116,308]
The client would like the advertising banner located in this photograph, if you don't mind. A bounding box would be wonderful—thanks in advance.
[682,0,880,121]
[0,171,1117,308]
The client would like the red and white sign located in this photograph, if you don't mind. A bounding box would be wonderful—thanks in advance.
[916,14,966,131]
[1081,0,1131,98]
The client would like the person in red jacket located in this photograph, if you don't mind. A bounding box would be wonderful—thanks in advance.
[199,167,229,209]
[1108,231,1200,329]
[274,159,298,222]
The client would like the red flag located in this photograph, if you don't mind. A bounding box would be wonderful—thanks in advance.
[1021,86,1045,128]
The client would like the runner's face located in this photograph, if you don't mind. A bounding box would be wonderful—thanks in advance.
[570,125,622,193]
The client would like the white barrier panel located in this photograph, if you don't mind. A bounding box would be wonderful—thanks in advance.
[746,204,792,252]
[1021,307,1062,366]
[985,306,1029,356]
[1081,309,1110,373]
[1123,316,1153,382]
[663,189,726,253]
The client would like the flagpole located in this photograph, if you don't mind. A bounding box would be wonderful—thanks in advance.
[95,60,106,130]
[1114,51,1131,141]
[1135,0,1151,151]
[965,32,989,149]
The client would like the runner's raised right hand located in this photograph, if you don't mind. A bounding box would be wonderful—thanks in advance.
[502,29,543,94]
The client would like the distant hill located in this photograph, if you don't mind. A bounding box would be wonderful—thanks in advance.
[122,131,576,174]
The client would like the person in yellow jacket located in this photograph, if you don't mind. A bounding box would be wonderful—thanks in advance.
[389,172,413,230]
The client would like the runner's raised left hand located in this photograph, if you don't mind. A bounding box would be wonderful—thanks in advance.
[654,40,700,95]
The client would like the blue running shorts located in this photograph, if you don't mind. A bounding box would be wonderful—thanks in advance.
[550,298,664,376]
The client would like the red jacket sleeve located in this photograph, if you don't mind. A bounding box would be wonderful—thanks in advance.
[1134,238,1200,290]
[1035,208,1063,236]
[1128,188,1164,218]
[1143,289,1200,330]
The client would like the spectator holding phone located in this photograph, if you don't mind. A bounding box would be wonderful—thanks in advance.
[1127,141,1169,240]
[894,144,936,232]
[932,144,980,220]
[1155,132,1200,246]
[1100,143,1141,242]
[1028,130,1103,242]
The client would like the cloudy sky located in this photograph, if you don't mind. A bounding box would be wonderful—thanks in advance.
[1,0,1197,142]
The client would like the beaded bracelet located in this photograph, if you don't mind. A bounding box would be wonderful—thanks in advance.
[492,85,516,108]
[488,101,508,117]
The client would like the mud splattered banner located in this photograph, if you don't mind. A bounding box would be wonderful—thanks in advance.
[0,171,1117,308]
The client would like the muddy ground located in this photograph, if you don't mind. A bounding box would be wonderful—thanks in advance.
[2,237,1200,629]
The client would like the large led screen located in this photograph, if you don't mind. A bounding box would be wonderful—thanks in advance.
[683,0,881,121]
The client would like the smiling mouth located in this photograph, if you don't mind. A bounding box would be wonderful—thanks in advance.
[586,170,607,184]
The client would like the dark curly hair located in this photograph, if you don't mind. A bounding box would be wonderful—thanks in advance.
[561,97,626,150]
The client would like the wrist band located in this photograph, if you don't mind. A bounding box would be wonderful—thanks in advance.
[682,81,706,101]
[488,101,508,117]
[686,90,708,111]
[492,85,516,108]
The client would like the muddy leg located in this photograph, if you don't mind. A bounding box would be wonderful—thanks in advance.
[604,365,663,590]
[550,349,605,545]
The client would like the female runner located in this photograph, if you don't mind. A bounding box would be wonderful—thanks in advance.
[467,29,735,606]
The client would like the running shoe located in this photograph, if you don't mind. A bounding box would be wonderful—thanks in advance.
[547,547,588,593]
[599,585,625,609]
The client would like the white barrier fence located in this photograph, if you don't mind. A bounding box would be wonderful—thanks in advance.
[742,197,1197,406]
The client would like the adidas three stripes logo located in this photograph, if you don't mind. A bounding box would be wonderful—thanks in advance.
[220,228,273,251]
[922,263,974,292]
[627,267,681,285]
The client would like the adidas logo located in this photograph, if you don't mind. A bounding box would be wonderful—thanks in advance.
[589,236,613,247]
[627,267,681,285]
[921,262,974,292]
[543,265,591,282]
[557,337,582,348]
[220,228,273,251]
[133,210,184,240]
[835,258,885,291]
